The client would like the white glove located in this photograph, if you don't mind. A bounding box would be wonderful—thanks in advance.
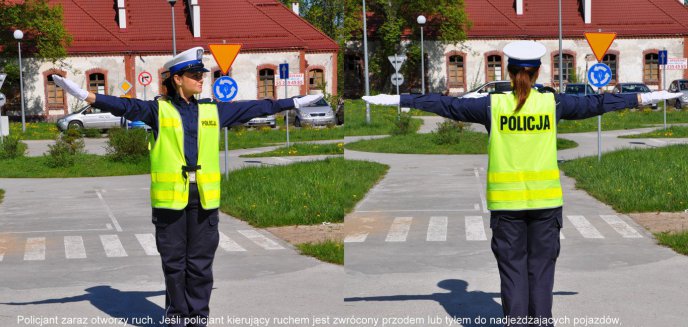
[362,94,400,106]
[293,94,324,109]
[639,90,682,105]
[52,75,89,101]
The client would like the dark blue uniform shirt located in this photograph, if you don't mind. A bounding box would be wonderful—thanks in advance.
[400,93,639,133]
[92,94,294,167]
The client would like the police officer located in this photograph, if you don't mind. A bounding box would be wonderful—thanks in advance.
[363,41,680,326]
[53,47,323,327]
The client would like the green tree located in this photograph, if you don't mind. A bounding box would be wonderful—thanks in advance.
[0,0,72,113]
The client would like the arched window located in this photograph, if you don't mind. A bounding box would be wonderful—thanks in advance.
[553,53,575,83]
[602,53,618,83]
[486,55,503,82]
[447,54,465,87]
[88,73,106,94]
[644,52,659,84]
[46,74,65,108]
[308,68,325,91]
[258,68,275,99]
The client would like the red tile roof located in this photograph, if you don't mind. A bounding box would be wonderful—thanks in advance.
[51,0,338,54]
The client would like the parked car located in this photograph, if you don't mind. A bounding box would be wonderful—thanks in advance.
[667,79,688,110]
[56,105,122,131]
[564,83,595,95]
[244,114,276,128]
[611,83,657,109]
[286,96,336,127]
[460,80,557,98]
[127,120,152,131]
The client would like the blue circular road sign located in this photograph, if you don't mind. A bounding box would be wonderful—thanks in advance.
[213,76,238,102]
[587,63,612,88]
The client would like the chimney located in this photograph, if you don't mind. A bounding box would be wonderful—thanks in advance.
[516,0,523,15]
[292,1,300,16]
[583,0,591,24]
[188,0,201,37]
[117,0,126,29]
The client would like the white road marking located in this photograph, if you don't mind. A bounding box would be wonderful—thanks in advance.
[218,232,247,252]
[24,237,46,261]
[135,234,158,256]
[99,235,128,257]
[4,228,110,234]
[567,215,604,239]
[356,209,479,213]
[64,236,87,259]
[237,230,284,250]
[473,168,489,213]
[600,215,643,238]
[385,217,413,242]
[106,224,113,230]
[465,216,487,241]
[96,190,123,232]
[427,216,448,242]
[344,232,369,243]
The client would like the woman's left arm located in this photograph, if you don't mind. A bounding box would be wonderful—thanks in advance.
[556,93,639,120]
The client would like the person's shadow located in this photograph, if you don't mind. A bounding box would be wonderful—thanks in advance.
[2,285,165,327]
[345,279,577,327]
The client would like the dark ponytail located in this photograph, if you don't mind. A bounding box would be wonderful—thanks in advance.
[162,76,179,99]
[507,64,539,113]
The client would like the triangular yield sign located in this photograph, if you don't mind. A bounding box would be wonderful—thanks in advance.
[209,44,242,75]
[584,32,617,62]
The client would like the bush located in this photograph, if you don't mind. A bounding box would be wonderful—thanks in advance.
[389,112,414,135]
[431,119,467,145]
[45,129,85,168]
[0,135,28,159]
[106,128,149,162]
[82,128,102,138]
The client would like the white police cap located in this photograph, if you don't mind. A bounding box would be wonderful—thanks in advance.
[162,46,209,78]
[503,41,547,67]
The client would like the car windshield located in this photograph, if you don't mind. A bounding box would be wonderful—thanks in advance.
[621,84,650,93]
[679,81,688,90]
[566,85,585,93]
[305,98,329,107]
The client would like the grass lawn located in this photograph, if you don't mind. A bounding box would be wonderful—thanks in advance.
[655,231,688,255]
[222,125,343,149]
[296,240,343,265]
[9,122,60,140]
[619,126,688,138]
[345,99,423,136]
[239,142,344,158]
[558,108,688,133]
[0,154,149,178]
[220,157,389,227]
[345,132,578,154]
[0,189,4,204]
[559,144,688,213]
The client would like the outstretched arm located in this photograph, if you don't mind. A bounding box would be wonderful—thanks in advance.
[218,94,323,127]
[557,91,680,120]
[362,93,490,126]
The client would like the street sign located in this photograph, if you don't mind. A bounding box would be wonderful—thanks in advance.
[388,55,407,72]
[275,73,304,86]
[658,50,668,65]
[138,71,152,86]
[279,63,289,80]
[119,80,133,94]
[587,63,612,88]
[0,73,6,89]
[208,44,242,75]
[213,76,238,102]
[0,92,5,108]
[584,32,617,62]
[666,58,688,70]
[391,73,404,86]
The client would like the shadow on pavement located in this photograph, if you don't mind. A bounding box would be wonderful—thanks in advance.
[2,285,164,326]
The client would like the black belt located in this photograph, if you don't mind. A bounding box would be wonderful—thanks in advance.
[182,165,201,183]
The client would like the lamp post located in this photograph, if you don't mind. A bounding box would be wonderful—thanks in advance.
[558,0,563,92]
[14,30,26,132]
[417,15,426,94]
[362,0,370,124]
[168,0,177,55]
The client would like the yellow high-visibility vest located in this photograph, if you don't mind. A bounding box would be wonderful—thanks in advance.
[150,100,221,210]
[487,91,563,210]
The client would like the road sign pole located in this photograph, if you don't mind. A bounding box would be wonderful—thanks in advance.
[224,127,229,179]
[663,62,667,130]
[395,54,400,118]
[285,81,290,148]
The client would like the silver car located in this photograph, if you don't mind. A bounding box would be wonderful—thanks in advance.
[288,97,336,127]
[244,114,276,128]
[56,105,122,131]
[667,79,688,109]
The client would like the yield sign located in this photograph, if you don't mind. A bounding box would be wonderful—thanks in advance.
[388,55,407,72]
[209,44,242,75]
[584,32,617,62]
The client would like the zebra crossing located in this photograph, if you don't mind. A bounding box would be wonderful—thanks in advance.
[344,214,645,243]
[0,229,285,263]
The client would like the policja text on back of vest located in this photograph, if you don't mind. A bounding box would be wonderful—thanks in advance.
[499,114,551,132]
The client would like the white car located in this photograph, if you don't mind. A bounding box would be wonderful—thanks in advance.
[461,80,512,98]
[56,105,122,131]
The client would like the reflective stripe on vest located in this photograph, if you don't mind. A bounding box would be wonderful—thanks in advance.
[150,100,221,210]
[487,91,563,210]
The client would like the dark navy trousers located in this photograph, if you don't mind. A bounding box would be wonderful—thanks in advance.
[153,183,220,327]
[490,207,562,327]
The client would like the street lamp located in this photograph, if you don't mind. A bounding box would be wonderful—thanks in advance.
[362,0,371,124]
[168,0,177,55]
[14,29,26,132]
[417,15,426,94]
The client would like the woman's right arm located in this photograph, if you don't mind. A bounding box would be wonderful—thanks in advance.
[400,94,490,125]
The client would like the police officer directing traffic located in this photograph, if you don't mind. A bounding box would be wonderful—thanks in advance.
[52,46,323,327]
[363,41,680,326]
